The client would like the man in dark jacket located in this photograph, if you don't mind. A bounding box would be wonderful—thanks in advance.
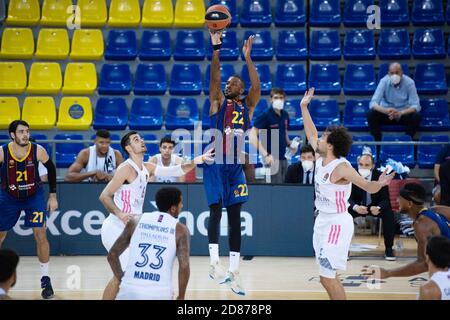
[284,145,315,184]
[348,153,396,260]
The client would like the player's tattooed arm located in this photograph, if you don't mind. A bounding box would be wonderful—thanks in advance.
[209,30,225,115]
[108,217,138,281]
[300,88,318,151]
[176,223,190,300]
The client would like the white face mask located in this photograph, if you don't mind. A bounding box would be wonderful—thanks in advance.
[390,74,401,85]
[272,99,284,110]
[358,168,371,179]
[302,160,314,172]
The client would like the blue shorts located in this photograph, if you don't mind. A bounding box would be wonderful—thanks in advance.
[0,188,48,231]
[203,163,248,207]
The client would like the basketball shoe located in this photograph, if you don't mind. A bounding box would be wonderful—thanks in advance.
[224,270,245,296]
[41,276,54,299]
[209,261,226,283]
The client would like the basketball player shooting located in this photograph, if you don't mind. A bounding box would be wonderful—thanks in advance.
[300,88,395,300]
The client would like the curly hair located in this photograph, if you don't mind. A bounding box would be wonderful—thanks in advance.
[325,125,353,158]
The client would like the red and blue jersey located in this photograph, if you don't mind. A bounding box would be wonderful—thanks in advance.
[1,143,42,200]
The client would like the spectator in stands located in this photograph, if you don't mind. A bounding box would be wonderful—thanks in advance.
[0,249,19,300]
[148,137,185,183]
[434,144,450,206]
[367,62,421,142]
[250,88,299,183]
[348,153,396,260]
[64,130,124,182]
[284,144,316,184]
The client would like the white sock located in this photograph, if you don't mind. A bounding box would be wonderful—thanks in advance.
[229,251,240,272]
[40,262,49,278]
[209,244,219,264]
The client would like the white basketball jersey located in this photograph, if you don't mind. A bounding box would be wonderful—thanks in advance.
[113,159,149,215]
[155,154,179,183]
[431,271,450,300]
[121,211,178,295]
[314,157,352,214]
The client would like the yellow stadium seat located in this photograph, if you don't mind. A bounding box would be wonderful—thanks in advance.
[6,0,40,26]
[70,29,104,60]
[57,97,93,130]
[40,0,73,26]
[22,97,56,130]
[76,0,107,27]
[0,97,21,129]
[142,0,173,27]
[35,28,70,60]
[27,63,62,94]
[0,28,34,59]
[62,63,97,94]
[108,0,141,27]
[0,62,27,94]
[174,0,205,28]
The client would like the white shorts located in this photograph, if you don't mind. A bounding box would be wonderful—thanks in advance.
[116,284,173,300]
[101,213,129,269]
[313,212,354,279]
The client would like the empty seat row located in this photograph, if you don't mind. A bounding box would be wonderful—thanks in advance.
[0,62,96,94]
[5,0,205,28]
[0,28,104,60]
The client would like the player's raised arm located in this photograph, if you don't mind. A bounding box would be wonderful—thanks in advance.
[36,145,58,212]
[209,30,225,115]
[300,88,319,151]
[175,222,190,300]
[243,35,261,114]
[99,164,132,224]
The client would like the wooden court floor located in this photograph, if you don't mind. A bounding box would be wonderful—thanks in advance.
[8,236,424,300]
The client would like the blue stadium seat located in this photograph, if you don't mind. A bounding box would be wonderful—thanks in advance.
[344,64,376,95]
[348,135,375,167]
[240,0,272,27]
[31,133,51,156]
[275,64,306,95]
[380,0,409,26]
[241,63,272,95]
[309,99,340,130]
[284,99,303,130]
[202,98,212,129]
[98,64,132,95]
[0,0,5,25]
[414,63,448,95]
[418,135,449,168]
[309,30,341,60]
[310,0,341,27]
[380,135,415,168]
[93,97,128,130]
[343,0,374,26]
[419,98,450,131]
[308,64,341,95]
[412,28,446,59]
[378,29,411,59]
[343,99,370,131]
[54,134,85,168]
[241,30,273,61]
[105,30,137,60]
[0,134,8,142]
[411,0,444,26]
[166,98,200,130]
[209,0,238,27]
[343,30,375,60]
[139,30,171,61]
[275,0,306,26]
[276,30,307,61]
[203,63,235,95]
[169,64,202,95]
[174,30,205,61]
[142,134,159,160]
[129,98,163,130]
[447,1,450,25]
[206,30,239,61]
[134,63,167,95]
[378,63,410,80]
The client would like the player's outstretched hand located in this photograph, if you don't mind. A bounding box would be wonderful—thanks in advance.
[47,194,58,213]
[361,265,389,279]
[378,168,395,187]
[243,35,254,60]
[117,212,131,225]
[300,88,315,107]
[209,29,223,45]
[195,148,215,165]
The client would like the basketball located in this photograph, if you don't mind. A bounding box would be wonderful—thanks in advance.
[205,4,231,31]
